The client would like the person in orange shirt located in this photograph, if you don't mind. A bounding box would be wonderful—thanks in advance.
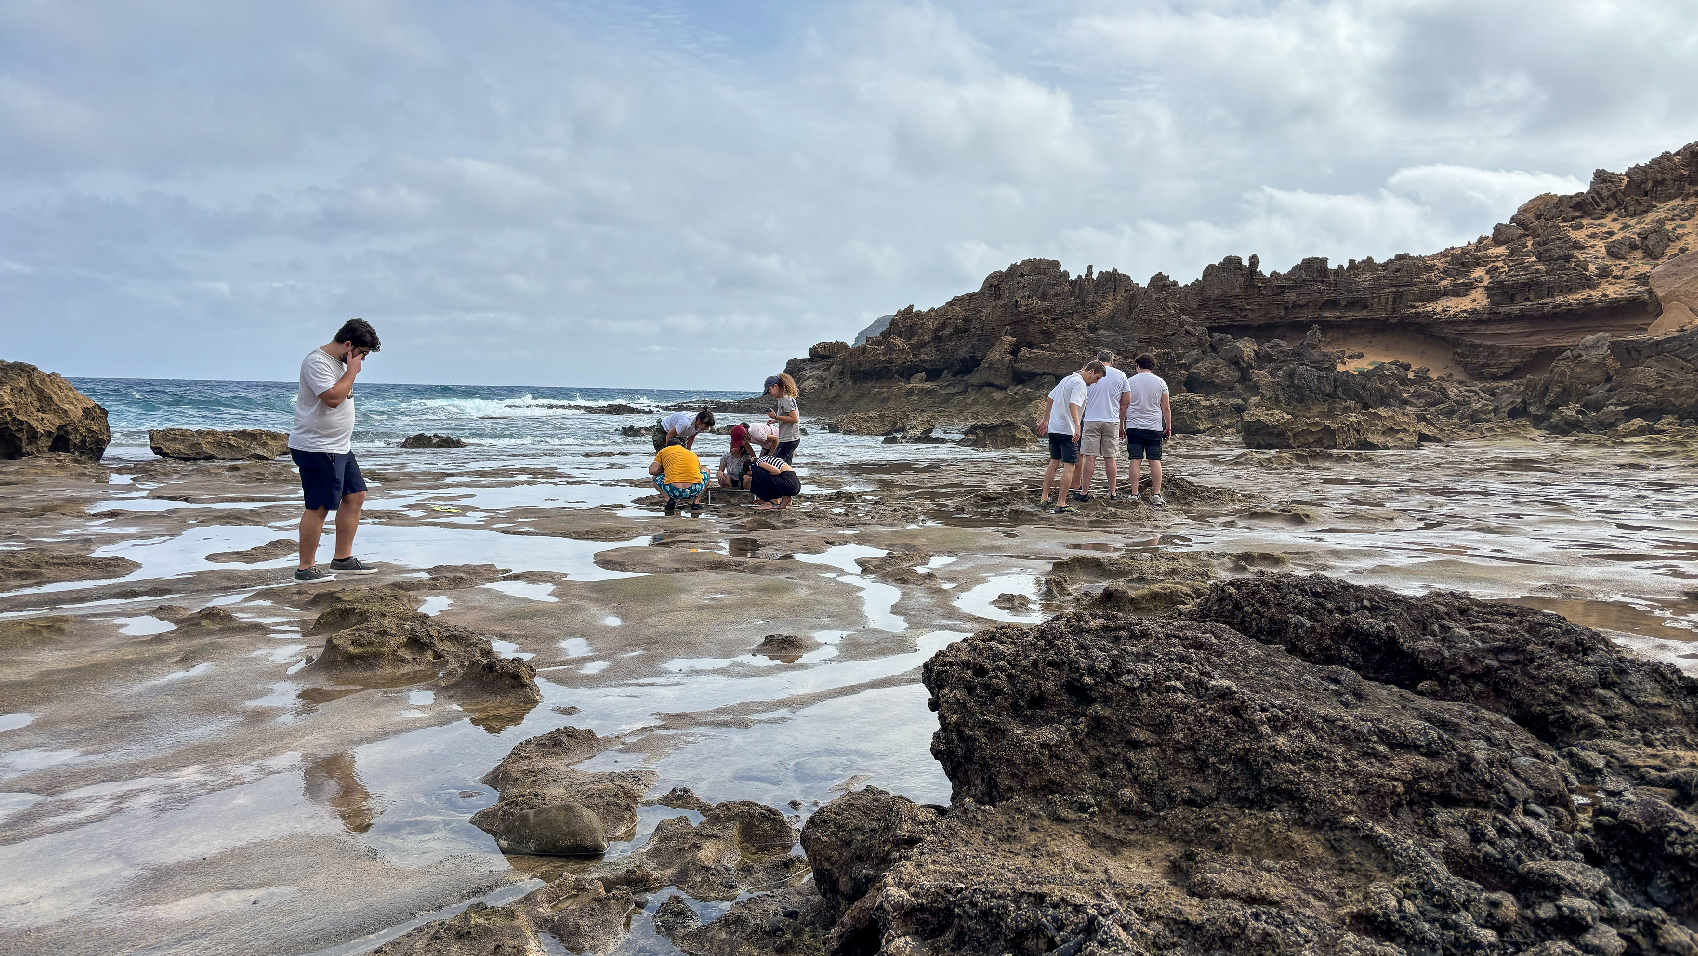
[649,438,706,516]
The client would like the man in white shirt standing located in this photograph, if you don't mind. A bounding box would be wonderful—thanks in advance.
[1124,352,1173,507]
[1072,349,1130,501]
[1036,360,1106,514]
[289,319,382,583]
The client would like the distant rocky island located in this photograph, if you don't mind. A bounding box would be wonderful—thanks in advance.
[788,142,1698,448]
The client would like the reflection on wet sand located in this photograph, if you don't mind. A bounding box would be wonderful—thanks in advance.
[303,752,381,834]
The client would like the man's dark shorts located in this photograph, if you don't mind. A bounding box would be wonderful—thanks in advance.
[1126,428,1165,461]
[291,449,367,511]
[1047,432,1079,464]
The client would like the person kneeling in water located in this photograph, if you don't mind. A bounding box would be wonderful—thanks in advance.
[649,438,706,516]
[751,452,800,510]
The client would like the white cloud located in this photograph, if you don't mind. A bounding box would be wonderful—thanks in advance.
[0,0,1693,387]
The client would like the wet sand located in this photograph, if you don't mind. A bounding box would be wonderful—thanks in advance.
[2,430,1697,955]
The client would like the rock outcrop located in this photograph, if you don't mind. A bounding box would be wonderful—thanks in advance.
[0,361,111,461]
[0,549,139,587]
[148,428,289,460]
[305,588,540,731]
[398,433,467,448]
[469,726,651,856]
[680,573,1698,955]
[780,142,1698,439]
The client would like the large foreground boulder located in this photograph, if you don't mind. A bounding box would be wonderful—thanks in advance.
[1241,404,1420,450]
[0,361,110,461]
[469,726,651,856]
[148,428,289,460]
[685,575,1698,956]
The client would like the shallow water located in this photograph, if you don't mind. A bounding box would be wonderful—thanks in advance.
[4,425,1698,955]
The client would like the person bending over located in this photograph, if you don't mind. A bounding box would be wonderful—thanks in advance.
[1124,352,1172,507]
[653,409,716,451]
[718,424,756,489]
[650,438,706,516]
[1036,360,1105,514]
[289,318,382,583]
[751,452,801,511]
[764,373,801,463]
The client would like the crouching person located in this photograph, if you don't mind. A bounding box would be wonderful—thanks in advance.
[751,452,801,510]
[650,437,706,516]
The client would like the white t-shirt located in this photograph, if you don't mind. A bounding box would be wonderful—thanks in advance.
[1083,365,1129,423]
[1125,371,1170,431]
[662,411,706,442]
[1046,373,1088,436]
[746,422,775,445]
[289,348,354,453]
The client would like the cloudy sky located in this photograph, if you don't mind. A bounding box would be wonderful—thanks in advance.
[2,0,1694,388]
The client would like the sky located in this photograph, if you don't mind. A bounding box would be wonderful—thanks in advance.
[2,0,1695,389]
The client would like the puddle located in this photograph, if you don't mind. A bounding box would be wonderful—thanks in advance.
[418,596,452,617]
[954,574,1045,624]
[481,580,559,603]
[0,713,37,733]
[558,638,593,658]
[112,615,177,636]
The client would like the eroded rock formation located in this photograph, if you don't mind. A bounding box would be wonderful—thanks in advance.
[785,143,1698,444]
[0,361,111,461]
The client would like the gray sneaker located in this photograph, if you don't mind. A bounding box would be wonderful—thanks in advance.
[1150,494,1167,508]
[329,556,379,575]
[293,566,334,584]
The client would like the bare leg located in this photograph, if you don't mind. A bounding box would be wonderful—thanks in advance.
[1150,460,1163,496]
[1129,459,1143,497]
[332,491,365,561]
[299,508,328,569]
[1075,454,1096,494]
[1106,456,1119,497]
[1040,460,1060,505]
[1057,462,1078,507]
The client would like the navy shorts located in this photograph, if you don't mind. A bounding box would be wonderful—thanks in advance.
[291,449,367,511]
[1047,433,1078,464]
[1126,428,1165,461]
[775,440,799,464]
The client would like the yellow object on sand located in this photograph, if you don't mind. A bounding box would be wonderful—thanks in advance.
[429,505,461,513]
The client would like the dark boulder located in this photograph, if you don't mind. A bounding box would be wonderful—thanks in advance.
[0,361,110,461]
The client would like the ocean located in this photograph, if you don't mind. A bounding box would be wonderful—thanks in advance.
[71,378,752,454]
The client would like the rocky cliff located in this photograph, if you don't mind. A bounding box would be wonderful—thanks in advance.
[0,361,111,461]
[785,142,1698,439]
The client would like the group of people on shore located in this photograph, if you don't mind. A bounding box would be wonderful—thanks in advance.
[647,372,803,514]
[278,319,1168,582]
[1038,350,1171,515]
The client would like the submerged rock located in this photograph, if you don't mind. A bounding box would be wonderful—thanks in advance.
[0,361,111,461]
[398,432,468,449]
[753,633,819,663]
[372,902,545,956]
[148,428,289,460]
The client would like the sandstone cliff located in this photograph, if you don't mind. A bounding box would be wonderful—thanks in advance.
[785,142,1698,438]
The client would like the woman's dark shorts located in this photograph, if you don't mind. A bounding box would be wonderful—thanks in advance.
[752,468,801,502]
[291,449,367,511]
[1126,428,1165,461]
[1047,432,1078,464]
[775,440,799,464]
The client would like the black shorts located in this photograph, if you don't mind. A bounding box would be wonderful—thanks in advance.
[775,440,799,464]
[752,468,801,502]
[291,448,367,511]
[1047,433,1078,464]
[1126,428,1165,461]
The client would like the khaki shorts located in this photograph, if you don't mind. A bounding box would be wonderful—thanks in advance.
[1080,421,1120,457]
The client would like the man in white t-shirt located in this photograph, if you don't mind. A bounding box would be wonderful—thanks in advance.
[288,319,381,583]
[1072,349,1130,501]
[1036,360,1106,514]
[1124,352,1173,507]
[653,409,716,451]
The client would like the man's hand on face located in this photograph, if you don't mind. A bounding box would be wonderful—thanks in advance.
[346,348,366,374]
